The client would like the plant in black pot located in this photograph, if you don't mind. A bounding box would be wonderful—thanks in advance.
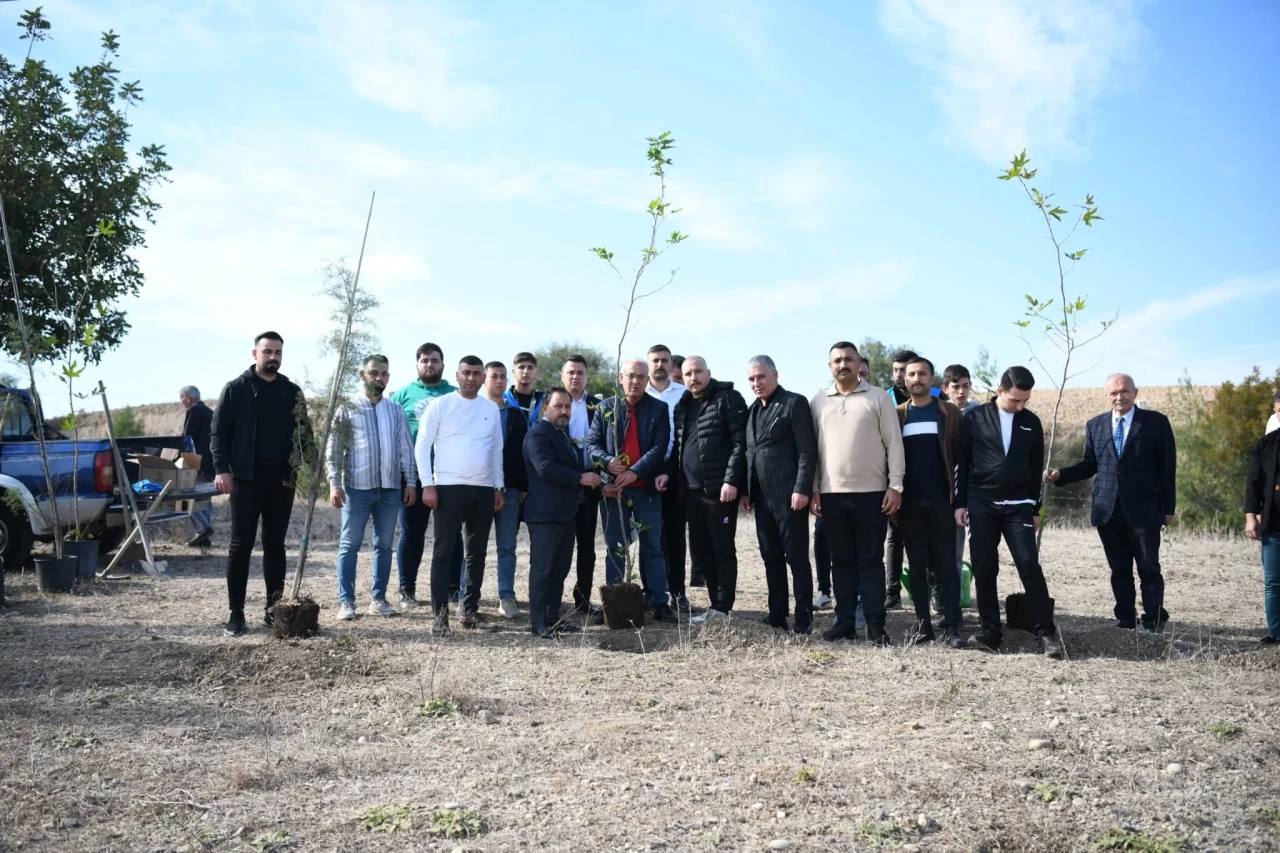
[587,132,688,631]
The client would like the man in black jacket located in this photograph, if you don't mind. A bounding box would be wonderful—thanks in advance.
[524,387,602,637]
[955,366,1061,658]
[180,385,215,547]
[742,355,816,633]
[1047,373,1176,632]
[1244,422,1280,645]
[211,332,314,637]
[671,356,749,622]
[483,362,530,619]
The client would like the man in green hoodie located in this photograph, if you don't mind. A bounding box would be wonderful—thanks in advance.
[391,342,459,607]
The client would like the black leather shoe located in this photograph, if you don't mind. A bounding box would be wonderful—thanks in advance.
[759,614,788,630]
[884,594,902,611]
[186,532,211,548]
[531,625,556,639]
[586,607,605,626]
[793,622,813,635]
[652,605,678,624]
[689,572,706,588]
[1115,620,1137,630]
[223,611,247,637]
[1261,635,1279,646]
[822,620,859,641]
[1040,634,1064,659]
[943,628,965,649]
[966,633,1000,652]
[553,621,582,634]
[868,630,892,648]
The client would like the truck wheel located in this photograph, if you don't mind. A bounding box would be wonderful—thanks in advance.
[0,498,33,572]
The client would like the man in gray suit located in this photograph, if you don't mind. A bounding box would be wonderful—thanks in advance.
[742,355,817,633]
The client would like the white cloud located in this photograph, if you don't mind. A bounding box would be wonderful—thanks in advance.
[879,0,1144,162]
[308,0,498,129]
[768,156,849,231]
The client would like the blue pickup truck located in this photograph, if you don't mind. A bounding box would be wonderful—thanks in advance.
[0,386,194,569]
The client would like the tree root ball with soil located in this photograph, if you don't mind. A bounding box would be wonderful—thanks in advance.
[273,598,320,638]
[599,582,645,630]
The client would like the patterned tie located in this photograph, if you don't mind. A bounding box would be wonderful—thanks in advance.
[1113,415,1125,458]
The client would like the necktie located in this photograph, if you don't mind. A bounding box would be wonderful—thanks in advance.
[1113,415,1125,458]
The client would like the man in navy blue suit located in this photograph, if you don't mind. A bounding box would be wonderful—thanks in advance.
[523,387,602,638]
[1048,373,1177,632]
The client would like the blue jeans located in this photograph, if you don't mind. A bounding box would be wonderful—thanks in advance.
[337,487,401,604]
[600,488,668,608]
[1263,532,1280,640]
[493,487,520,600]
[189,502,213,535]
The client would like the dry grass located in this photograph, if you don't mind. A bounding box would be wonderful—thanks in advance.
[1,507,1277,852]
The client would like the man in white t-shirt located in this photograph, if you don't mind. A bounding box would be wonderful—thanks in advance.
[1267,389,1280,435]
[415,355,505,636]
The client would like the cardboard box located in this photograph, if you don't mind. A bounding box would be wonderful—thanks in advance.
[127,453,199,491]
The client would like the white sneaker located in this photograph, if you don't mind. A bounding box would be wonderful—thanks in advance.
[499,598,521,619]
[691,608,727,625]
[855,604,867,631]
[813,592,833,610]
[397,593,419,609]
[337,601,357,621]
[368,599,397,617]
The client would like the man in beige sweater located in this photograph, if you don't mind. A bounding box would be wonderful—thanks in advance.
[810,341,905,644]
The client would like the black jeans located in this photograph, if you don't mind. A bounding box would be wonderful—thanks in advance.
[429,485,495,614]
[571,488,601,609]
[660,486,687,597]
[1098,501,1167,628]
[528,520,575,630]
[899,498,962,635]
[820,491,888,637]
[686,489,739,612]
[884,519,906,599]
[968,498,1056,643]
[814,516,831,596]
[397,483,464,598]
[755,499,813,627]
[226,464,295,615]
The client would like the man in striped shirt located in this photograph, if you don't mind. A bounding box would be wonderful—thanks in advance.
[326,355,417,620]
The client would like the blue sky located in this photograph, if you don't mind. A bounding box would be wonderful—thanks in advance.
[4,0,1278,408]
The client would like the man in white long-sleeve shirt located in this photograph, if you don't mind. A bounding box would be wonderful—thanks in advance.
[326,355,417,621]
[415,355,506,635]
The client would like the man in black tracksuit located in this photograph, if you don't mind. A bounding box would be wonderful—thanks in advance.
[670,356,748,620]
[955,366,1062,659]
[210,332,314,637]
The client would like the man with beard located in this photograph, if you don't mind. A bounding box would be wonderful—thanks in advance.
[885,349,940,610]
[416,356,506,636]
[326,355,417,620]
[672,356,749,623]
[742,355,816,633]
[211,332,314,637]
[391,343,460,608]
[524,387,602,637]
[562,355,605,620]
[483,361,529,619]
[810,341,903,645]
[646,344,694,611]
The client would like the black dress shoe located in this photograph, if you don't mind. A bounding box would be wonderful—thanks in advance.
[689,572,706,588]
[793,622,813,635]
[868,631,892,648]
[554,621,582,634]
[652,605,678,624]
[966,633,1000,652]
[1040,634,1064,659]
[586,608,605,626]
[1261,635,1279,646]
[884,594,902,611]
[1115,620,1137,630]
[822,621,859,641]
[186,532,211,548]
[943,628,965,649]
[759,614,788,630]
[531,625,556,639]
[907,631,936,646]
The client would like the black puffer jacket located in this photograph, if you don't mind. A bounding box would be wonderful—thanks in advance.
[211,367,314,480]
[669,379,749,492]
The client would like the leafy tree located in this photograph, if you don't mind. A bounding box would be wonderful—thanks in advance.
[110,404,144,438]
[971,346,1001,396]
[530,341,614,397]
[1,7,170,366]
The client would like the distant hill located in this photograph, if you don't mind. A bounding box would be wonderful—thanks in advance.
[53,385,1218,442]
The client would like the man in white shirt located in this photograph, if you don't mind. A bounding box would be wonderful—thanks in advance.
[415,355,506,636]
[1267,389,1280,435]
[561,354,604,618]
[646,344,694,611]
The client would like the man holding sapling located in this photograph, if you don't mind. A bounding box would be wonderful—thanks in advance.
[482,360,530,620]
[810,342,903,645]
[956,366,1062,659]
[326,355,416,621]
[562,354,605,622]
[645,344,694,613]
[415,355,506,636]
[671,356,749,624]
[211,332,313,638]
[390,342,460,608]
[524,386,602,638]
[503,352,545,425]
[587,359,678,624]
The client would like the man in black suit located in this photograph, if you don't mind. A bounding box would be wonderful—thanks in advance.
[741,355,816,633]
[955,366,1062,659]
[524,387,602,637]
[1047,373,1176,632]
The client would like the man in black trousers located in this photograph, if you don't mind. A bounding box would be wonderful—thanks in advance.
[561,355,604,621]
[671,356,749,623]
[1047,372,1176,632]
[524,387,601,638]
[955,366,1062,659]
[211,331,314,637]
[742,355,816,633]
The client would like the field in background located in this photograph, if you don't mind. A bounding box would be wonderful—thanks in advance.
[60,385,1218,440]
[1,513,1277,852]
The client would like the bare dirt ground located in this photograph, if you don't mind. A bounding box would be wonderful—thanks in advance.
[1,504,1277,853]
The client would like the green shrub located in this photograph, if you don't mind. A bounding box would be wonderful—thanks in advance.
[111,405,145,438]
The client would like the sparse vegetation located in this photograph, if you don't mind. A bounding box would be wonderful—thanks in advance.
[795,767,817,784]
[806,650,836,666]
[941,679,962,700]
[420,697,462,718]
[356,804,414,833]
[633,696,658,709]
[251,829,297,852]
[1207,721,1242,740]
[1093,828,1187,852]
[427,808,487,839]
[1259,807,1280,828]
[858,820,905,847]
[1033,782,1059,803]
[110,404,145,438]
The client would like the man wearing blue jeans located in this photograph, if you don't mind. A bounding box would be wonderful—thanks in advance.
[326,355,417,620]
[483,361,529,618]
[587,359,679,624]
[1245,420,1280,645]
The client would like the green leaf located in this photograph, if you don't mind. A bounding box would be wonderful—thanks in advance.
[97,219,117,237]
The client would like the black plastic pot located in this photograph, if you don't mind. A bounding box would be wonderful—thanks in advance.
[63,539,100,582]
[34,556,78,593]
